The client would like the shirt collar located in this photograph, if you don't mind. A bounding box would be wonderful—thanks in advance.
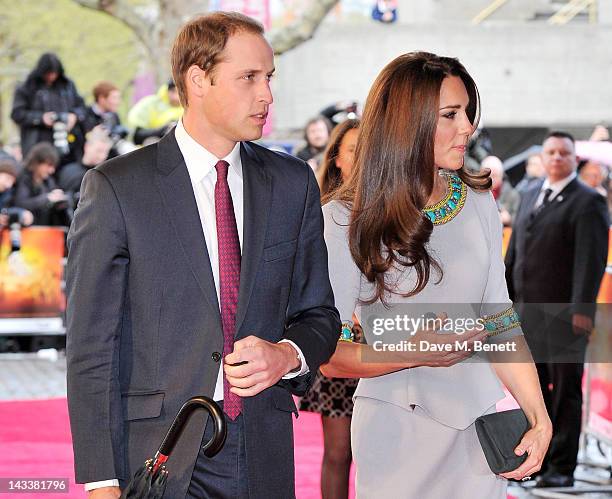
[90,103,103,116]
[542,171,576,195]
[175,119,243,185]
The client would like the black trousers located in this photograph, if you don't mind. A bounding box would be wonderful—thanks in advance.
[519,303,588,476]
[537,361,585,476]
[186,404,249,499]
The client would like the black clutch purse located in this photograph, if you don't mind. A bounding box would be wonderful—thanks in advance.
[475,409,530,474]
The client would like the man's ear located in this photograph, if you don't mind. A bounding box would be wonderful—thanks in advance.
[185,65,209,100]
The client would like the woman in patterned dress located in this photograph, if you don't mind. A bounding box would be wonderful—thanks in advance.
[300,118,360,499]
[319,52,552,498]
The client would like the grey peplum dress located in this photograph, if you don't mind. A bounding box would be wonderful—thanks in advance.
[323,176,524,499]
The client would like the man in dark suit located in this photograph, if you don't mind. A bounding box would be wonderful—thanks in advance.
[66,12,340,499]
[505,131,609,488]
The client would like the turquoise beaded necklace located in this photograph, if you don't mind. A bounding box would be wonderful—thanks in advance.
[422,172,467,225]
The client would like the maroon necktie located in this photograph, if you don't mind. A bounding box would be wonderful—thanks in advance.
[215,160,242,419]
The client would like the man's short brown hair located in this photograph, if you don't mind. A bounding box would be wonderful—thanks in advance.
[92,81,118,102]
[171,12,265,107]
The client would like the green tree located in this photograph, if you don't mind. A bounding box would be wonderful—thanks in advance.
[71,0,340,83]
[0,0,339,144]
[0,0,138,144]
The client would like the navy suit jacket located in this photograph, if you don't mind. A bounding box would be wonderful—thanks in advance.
[66,130,340,498]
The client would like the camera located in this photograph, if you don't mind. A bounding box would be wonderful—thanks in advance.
[100,113,128,141]
[50,112,70,155]
[0,207,30,226]
[0,208,29,254]
[100,113,135,156]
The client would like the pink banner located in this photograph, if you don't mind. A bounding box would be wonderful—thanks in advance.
[216,0,270,28]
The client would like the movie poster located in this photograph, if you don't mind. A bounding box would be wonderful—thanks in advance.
[0,227,65,318]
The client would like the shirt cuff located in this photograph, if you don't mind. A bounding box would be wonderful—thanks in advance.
[84,479,120,491]
[278,339,310,378]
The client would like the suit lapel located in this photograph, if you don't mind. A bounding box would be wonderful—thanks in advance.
[526,180,544,212]
[154,131,222,327]
[235,142,271,334]
[530,177,578,224]
[521,181,543,226]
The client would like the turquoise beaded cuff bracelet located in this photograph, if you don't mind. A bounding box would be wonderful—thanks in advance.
[482,307,521,336]
[339,320,355,342]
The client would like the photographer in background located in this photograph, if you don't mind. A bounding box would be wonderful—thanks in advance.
[0,160,34,229]
[13,142,69,227]
[83,81,132,158]
[484,155,520,226]
[58,131,111,195]
[11,53,87,165]
[320,100,360,128]
[127,78,183,145]
[294,115,333,170]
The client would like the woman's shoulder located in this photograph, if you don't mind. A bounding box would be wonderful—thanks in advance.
[465,185,502,247]
[322,200,352,243]
[467,184,497,214]
[322,199,351,224]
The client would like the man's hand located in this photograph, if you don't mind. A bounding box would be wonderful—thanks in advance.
[67,112,78,131]
[224,336,301,397]
[499,208,512,227]
[87,486,121,498]
[47,189,67,204]
[42,112,56,127]
[589,124,609,142]
[572,313,593,336]
[21,210,34,226]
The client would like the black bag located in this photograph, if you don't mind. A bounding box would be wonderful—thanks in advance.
[475,409,530,474]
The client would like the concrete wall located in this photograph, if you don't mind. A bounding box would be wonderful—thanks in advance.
[394,0,550,23]
[272,22,612,131]
[599,0,612,24]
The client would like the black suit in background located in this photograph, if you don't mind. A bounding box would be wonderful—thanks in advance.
[505,177,609,477]
[66,130,340,498]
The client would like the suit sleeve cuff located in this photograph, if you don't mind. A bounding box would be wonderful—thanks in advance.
[84,479,120,491]
[278,339,310,378]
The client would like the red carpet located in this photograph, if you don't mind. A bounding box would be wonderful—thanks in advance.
[0,398,345,499]
[3,393,589,498]
[0,398,82,499]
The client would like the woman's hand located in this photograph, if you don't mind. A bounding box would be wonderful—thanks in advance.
[403,313,487,368]
[407,327,488,368]
[320,314,488,378]
[490,338,552,481]
[500,420,552,480]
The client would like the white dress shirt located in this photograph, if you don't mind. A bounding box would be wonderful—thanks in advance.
[85,121,307,491]
[533,171,577,208]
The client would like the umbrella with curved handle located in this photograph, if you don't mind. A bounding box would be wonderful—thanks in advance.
[120,396,226,498]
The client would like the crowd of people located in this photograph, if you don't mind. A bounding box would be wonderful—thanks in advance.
[295,112,611,229]
[2,52,610,237]
[0,53,183,233]
[0,16,611,498]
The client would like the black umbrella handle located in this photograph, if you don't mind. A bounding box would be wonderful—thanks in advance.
[156,396,227,461]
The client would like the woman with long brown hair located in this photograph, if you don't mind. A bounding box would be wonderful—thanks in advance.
[319,52,551,498]
[315,118,359,201]
[300,118,359,499]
